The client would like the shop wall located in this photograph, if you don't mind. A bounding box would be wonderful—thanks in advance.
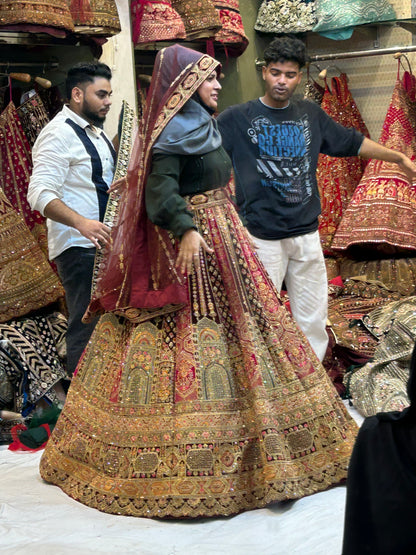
[100,0,137,140]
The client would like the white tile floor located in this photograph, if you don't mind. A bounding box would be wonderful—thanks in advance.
[0,402,363,555]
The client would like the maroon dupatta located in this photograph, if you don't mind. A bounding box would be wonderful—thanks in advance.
[85,45,220,323]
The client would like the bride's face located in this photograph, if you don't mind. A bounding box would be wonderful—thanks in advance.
[197,71,221,110]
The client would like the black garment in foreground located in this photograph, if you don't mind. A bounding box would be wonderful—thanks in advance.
[342,342,416,555]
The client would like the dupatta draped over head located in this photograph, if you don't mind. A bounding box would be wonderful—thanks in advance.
[85,45,221,323]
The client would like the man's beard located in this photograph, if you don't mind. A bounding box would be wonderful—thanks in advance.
[82,103,106,127]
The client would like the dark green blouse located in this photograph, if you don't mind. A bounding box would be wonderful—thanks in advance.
[145,145,232,238]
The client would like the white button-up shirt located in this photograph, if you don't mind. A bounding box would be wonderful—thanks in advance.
[27,105,115,260]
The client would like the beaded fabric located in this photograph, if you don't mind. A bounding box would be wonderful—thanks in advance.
[130,0,186,45]
[39,45,358,519]
[316,73,369,255]
[339,256,416,298]
[0,188,64,324]
[171,0,222,40]
[16,93,50,148]
[254,0,316,34]
[0,101,49,255]
[332,66,416,255]
[345,296,416,417]
[0,0,74,32]
[68,0,121,35]
[0,312,67,416]
[40,188,358,518]
[213,0,248,57]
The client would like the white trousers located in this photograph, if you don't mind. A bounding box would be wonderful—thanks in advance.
[251,230,329,361]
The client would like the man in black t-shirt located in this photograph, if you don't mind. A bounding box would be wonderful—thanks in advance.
[217,36,416,361]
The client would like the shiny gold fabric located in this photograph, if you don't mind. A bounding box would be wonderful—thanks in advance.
[171,0,222,39]
[69,0,121,35]
[0,188,64,324]
[0,0,74,31]
[346,297,416,417]
[340,256,416,297]
[40,188,358,518]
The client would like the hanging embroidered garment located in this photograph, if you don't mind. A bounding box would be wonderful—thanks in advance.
[39,44,358,519]
[255,0,316,34]
[317,73,369,254]
[69,0,121,35]
[303,70,325,105]
[0,0,74,33]
[0,312,67,417]
[345,296,416,417]
[0,188,64,324]
[16,92,50,147]
[89,100,137,305]
[313,0,396,40]
[171,0,222,40]
[130,0,186,45]
[213,0,248,57]
[0,101,49,254]
[332,65,416,255]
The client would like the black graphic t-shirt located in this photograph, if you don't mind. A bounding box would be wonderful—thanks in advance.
[217,98,364,240]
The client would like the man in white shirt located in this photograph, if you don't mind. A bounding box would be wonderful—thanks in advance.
[27,62,116,376]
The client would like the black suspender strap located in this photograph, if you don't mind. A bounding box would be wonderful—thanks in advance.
[65,118,113,221]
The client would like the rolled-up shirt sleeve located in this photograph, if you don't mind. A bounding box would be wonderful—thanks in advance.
[27,129,71,216]
[145,152,196,238]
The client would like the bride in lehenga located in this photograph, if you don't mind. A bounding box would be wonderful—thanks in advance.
[39,44,358,519]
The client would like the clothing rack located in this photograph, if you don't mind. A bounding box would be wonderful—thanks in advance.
[308,44,416,62]
[255,45,416,69]
[0,61,59,69]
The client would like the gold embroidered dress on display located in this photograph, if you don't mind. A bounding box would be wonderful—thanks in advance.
[332,66,416,255]
[40,45,358,519]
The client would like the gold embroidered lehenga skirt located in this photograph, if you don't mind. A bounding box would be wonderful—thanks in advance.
[40,188,358,518]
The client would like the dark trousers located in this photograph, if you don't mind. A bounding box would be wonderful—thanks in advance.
[54,247,98,376]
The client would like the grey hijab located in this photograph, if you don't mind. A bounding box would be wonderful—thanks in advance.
[153,98,222,155]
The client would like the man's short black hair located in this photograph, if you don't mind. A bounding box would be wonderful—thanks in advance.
[65,62,112,100]
[263,36,306,69]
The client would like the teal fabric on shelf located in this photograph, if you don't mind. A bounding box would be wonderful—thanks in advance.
[313,0,396,40]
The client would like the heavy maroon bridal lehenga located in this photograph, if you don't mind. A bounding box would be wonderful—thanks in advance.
[39,45,358,519]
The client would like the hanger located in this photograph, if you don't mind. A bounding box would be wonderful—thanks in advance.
[318,64,344,80]
[394,52,412,74]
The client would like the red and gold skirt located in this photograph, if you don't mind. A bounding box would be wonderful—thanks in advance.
[40,188,357,518]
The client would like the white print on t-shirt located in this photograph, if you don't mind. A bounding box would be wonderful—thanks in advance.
[247,114,313,205]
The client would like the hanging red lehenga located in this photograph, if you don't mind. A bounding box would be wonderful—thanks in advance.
[317,73,370,254]
[332,64,416,255]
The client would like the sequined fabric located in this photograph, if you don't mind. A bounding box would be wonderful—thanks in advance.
[255,0,316,34]
[0,312,67,415]
[0,188,64,324]
[131,0,186,45]
[317,73,369,254]
[0,0,74,31]
[89,101,137,305]
[69,0,121,35]
[40,188,357,518]
[171,0,222,40]
[332,70,416,255]
[340,256,416,297]
[0,102,49,254]
[213,0,248,56]
[16,93,50,147]
[345,297,416,417]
